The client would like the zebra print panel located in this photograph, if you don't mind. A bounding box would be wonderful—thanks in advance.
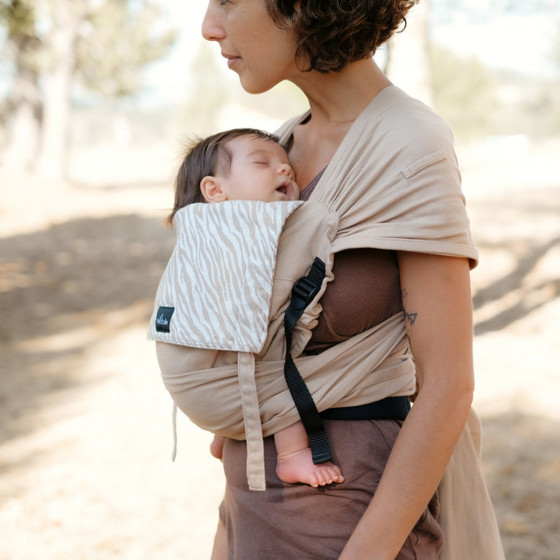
[148,200,304,353]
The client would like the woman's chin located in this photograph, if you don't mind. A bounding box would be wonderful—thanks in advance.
[238,75,277,95]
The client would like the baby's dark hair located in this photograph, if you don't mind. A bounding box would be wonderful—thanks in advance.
[167,127,281,226]
[266,0,418,72]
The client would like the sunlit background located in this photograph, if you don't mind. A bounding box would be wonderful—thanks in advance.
[1,1,559,559]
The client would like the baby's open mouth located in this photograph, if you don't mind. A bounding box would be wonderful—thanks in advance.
[276,185,288,195]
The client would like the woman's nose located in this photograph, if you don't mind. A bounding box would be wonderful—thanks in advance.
[201,2,225,42]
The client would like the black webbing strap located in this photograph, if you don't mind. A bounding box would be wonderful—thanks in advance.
[284,257,332,465]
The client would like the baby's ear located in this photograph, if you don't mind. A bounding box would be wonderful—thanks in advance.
[200,176,227,202]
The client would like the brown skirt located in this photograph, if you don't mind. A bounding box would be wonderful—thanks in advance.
[219,419,443,559]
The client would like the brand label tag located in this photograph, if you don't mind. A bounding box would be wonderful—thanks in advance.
[155,306,175,333]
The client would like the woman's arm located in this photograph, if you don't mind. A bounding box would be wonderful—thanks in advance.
[340,252,475,560]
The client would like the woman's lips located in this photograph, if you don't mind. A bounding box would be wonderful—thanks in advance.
[222,53,240,69]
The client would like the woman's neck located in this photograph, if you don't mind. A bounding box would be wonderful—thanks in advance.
[292,58,392,127]
[287,58,391,188]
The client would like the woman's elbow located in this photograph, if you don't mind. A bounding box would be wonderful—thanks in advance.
[418,365,475,420]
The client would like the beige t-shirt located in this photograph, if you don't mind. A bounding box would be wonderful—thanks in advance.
[276,85,479,266]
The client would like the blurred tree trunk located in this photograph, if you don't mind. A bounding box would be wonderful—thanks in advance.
[385,0,433,107]
[1,0,176,183]
[0,0,41,171]
[3,50,41,171]
[36,3,81,183]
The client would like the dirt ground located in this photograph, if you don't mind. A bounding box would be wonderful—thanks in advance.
[0,141,559,560]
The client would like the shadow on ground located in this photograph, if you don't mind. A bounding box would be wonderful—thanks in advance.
[0,213,175,443]
[481,412,560,560]
[474,235,560,335]
[470,186,560,335]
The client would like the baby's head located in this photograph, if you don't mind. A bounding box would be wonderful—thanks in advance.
[168,128,299,225]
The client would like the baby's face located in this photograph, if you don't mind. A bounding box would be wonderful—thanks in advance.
[219,136,299,202]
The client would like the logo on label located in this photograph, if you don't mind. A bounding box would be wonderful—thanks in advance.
[155,306,175,333]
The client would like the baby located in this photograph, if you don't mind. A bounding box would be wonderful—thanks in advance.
[168,128,343,488]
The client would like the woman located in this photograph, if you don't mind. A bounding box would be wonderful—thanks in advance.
[199,1,503,558]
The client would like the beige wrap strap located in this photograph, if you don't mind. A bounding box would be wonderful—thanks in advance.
[237,352,265,491]
[158,312,417,491]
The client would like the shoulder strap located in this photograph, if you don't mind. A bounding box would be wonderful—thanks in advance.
[283,258,332,464]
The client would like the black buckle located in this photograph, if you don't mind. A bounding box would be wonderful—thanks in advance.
[291,276,321,310]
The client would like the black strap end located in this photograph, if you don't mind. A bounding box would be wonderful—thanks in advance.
[308,431,332,464]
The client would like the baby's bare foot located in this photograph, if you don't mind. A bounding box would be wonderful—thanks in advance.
[276,448,344,487]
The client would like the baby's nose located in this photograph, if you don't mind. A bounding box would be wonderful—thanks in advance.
[278,163,293,177]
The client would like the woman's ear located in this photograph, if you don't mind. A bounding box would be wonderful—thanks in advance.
[200,176,228,202]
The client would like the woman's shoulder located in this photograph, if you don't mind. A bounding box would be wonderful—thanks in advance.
[350,86,457,176]
[365,86,452,151]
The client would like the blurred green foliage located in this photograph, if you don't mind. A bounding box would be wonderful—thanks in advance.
[430,44,560,141]
[0,0,177,100]
[430,45,499,139]
[76,1,176,98]
[0,0,177,177]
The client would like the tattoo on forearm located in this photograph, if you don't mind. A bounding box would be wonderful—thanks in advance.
[402,289,418,326]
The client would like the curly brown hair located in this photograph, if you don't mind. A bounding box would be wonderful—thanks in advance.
[167,128,280,226]
[266,0,419,72]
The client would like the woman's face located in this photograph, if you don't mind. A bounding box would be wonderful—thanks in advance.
[202,0,300,94]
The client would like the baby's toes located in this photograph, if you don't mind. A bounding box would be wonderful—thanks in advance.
[325,467,344,484]
[332,467,344,481]
[316,474,331,486]
[309,474,320,488]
